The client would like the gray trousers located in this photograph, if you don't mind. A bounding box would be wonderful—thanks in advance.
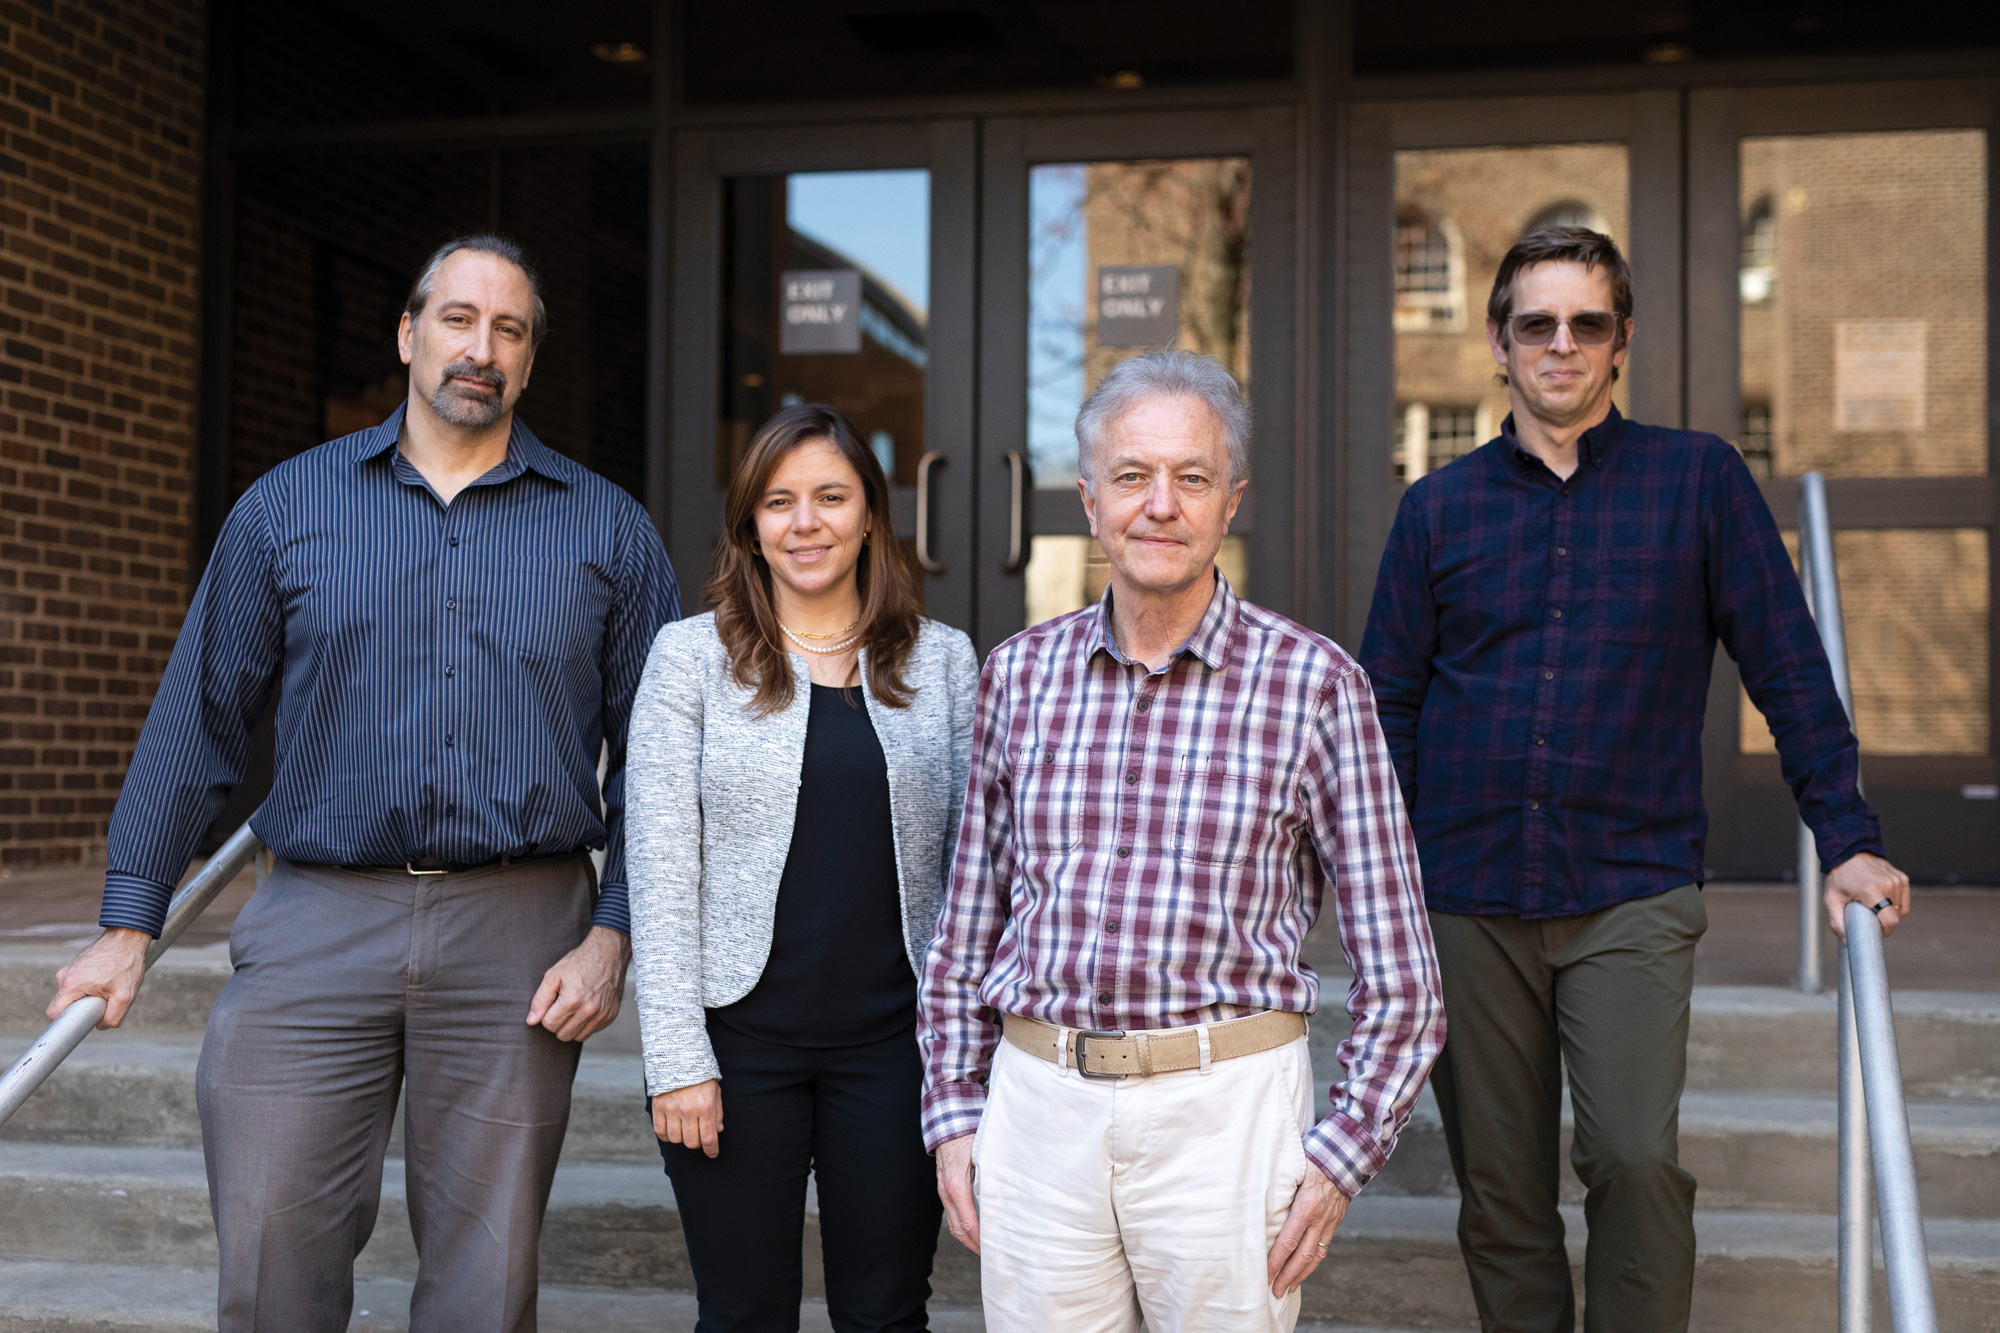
[1427,883,1707,1333]
[195,857,595,1333]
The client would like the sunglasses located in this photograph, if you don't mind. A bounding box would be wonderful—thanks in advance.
[1506,311,1621,346]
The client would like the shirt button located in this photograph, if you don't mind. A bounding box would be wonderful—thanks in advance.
[1551,608,1563,619]
[1097,991,1113,1005]
[1136,699,1150,713]
[1556,546,1568,556]
[446,803,456,816]
[445,733,455,748]
[1544,671,1555,680]
[1117,846,1131,858]
[449,536,459,547]
[1528,800,1541,810]
[445,666,455,678]
[1106,921,1120,934]
[446,598,456,611]
[1535,735,1547,746]
[1125,772,1138,785]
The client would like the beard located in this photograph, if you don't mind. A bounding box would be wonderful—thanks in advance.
[430,359,510,428]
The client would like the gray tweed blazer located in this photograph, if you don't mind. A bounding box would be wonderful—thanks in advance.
[626,612,978,1095]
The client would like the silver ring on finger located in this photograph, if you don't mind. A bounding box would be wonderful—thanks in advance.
[1871,897,1895,914]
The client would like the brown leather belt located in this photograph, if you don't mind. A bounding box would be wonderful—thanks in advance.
[1003,1009,1306,1081]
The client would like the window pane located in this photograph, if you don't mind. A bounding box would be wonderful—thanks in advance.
[1741,529,1989,756]
[1393,144,1629,482]
[1028,159,1252,491]
[718,170,930,487]
[1740,130,1987,477]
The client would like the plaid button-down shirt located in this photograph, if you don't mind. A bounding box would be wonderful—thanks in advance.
[1360,408,1884,919]
[918,574,1444,1195]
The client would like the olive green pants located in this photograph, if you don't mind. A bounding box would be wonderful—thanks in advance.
[1428,883,1707,1333]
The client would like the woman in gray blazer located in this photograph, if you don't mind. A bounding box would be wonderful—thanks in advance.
[626,402,977,1332]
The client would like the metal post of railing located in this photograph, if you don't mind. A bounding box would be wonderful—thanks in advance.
[1838,943,1874,1331]
[0,822,263,1128]
[1845,902,1939,1333]
[1797,472,1856,994]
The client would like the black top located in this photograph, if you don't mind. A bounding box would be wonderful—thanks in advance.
[713,683,916,1046]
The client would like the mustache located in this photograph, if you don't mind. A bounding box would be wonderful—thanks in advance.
[439,360,506,393]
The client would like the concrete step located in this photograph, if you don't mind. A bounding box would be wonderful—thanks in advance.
[1363,1084,2000,1218]
[0,1143,1992,1332]
[8,940,1994,1094]
[24,1032,1994,1215]
[1685,987,2000,1099]
[1311,984,2000,1099]
[0,1260,991,1332]
[1329,1196,2000,1332]
[0,1032,662,1165]
[0,1260,1418,1332]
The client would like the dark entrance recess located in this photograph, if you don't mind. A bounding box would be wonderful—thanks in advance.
[201,2,2000,878]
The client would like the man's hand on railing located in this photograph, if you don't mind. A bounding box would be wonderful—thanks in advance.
[1825,852,1911,941]
[48,927,152,1029]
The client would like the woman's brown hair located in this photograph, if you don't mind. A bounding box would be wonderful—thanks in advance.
[705,402,924,716]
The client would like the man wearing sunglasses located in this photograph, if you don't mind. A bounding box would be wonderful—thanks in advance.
[1360,227,1910,1332]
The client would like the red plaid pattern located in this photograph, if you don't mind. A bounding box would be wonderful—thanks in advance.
[918,575,1444,1195]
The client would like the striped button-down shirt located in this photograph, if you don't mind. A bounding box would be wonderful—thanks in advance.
[1361,408,1883,918]
[100,405,680,938]
[918,574,1444,1195]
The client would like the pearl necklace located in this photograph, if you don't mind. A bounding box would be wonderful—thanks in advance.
[781,622,860,656]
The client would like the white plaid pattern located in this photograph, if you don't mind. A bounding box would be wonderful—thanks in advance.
[918,575,1445,1195]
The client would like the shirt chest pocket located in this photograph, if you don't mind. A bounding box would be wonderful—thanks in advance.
[498,559,608,664]
[1592,548,1701,645]
[1011,742,1094,853]
[1172,759,1276,866]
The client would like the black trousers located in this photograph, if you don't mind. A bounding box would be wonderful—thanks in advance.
[659,1018,943,1333]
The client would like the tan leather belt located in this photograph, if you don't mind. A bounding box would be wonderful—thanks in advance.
[1003,1010,1306,1081]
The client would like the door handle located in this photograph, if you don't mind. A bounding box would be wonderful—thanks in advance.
[1002,450,1028,574]
[915,450,946,574]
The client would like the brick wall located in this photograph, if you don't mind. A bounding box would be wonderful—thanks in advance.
[0,0,202,866]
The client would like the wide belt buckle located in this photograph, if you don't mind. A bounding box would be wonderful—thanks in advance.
[1073,1028,1128,1081]
[406,860,450,876]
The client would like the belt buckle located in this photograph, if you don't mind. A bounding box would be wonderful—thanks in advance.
[405,860,450,876]
[1073,1029,1128,1081]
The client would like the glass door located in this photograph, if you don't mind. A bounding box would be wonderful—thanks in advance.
[671,122,978,629]
[974,110,1298,654]
[1689,79,2000,882]
[1341,91,1684,649]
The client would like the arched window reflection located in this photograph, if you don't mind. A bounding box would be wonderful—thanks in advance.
[1394,206,1464,331]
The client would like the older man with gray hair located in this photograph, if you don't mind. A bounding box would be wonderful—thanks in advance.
[919,348,1444,1331]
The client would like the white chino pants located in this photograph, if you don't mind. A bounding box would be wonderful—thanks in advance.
[973,1029,1316,1333]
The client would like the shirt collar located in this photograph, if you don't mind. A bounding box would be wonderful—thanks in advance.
[1501,403,1625,473]
[352,401,571,487]
[1089,566,1238,673]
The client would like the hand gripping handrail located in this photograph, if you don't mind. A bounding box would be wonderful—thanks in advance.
[1792,473,1937,1331]
[0,822,264,1129]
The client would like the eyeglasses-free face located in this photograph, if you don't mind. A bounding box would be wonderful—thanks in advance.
[1506,311,1621,346]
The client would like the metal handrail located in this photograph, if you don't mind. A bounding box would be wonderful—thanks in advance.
[1792,472,1937,1332]
[0,822,264,1128]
